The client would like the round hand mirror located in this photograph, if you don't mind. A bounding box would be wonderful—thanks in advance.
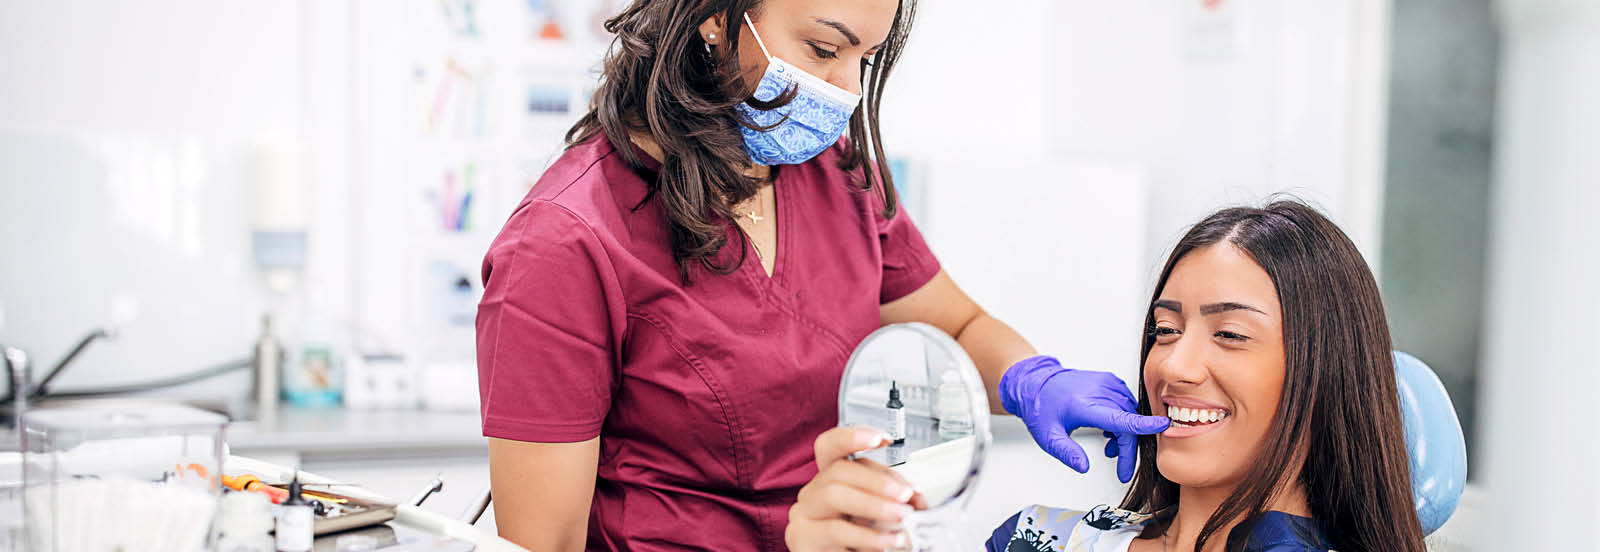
[837,323,991,547]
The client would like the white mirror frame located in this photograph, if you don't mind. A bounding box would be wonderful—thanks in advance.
[836,322,991,514]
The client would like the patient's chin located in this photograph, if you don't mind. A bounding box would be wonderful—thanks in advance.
[1155,444,1245,489]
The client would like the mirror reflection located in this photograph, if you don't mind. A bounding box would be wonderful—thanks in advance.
[838,323,989,510]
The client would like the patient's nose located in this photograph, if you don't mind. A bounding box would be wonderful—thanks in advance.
[1154,334,1209,387]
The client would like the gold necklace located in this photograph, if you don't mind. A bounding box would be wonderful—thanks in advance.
[741,187,766,224]
[736,187,769,261]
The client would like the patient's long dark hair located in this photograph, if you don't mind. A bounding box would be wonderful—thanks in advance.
[1118,200,1425,551]
[568,0,917,282]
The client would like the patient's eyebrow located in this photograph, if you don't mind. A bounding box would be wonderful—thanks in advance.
[1152,299,1182,314]
[1199,302,1267,316]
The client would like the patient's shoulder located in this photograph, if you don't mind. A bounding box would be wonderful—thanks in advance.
[1237,511,1331,552]
[988,504,1148,552]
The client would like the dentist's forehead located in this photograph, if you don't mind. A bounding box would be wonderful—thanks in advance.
[783,0,898,45]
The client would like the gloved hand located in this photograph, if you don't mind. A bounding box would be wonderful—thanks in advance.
[999,355,1170,483]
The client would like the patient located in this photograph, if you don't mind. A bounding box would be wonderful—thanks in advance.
[988,200,1425,551]
[787,201,1426,551]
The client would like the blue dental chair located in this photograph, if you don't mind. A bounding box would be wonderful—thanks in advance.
[1394,351,1468,535]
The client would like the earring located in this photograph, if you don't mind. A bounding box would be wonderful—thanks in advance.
[707,32,717,42]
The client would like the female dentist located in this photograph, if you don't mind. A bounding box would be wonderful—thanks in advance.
[473,0,1168,550]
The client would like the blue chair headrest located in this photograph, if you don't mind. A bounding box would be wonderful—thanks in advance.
[1394,351,1468,536]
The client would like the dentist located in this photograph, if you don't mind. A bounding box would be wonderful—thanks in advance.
[474,1,1168,550]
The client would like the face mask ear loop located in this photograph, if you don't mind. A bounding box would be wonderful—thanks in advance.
[742,13,774,60]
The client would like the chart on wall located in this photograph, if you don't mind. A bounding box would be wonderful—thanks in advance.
[354,0,617,366]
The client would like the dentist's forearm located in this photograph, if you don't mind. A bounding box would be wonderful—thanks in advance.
[953,312,1037,414]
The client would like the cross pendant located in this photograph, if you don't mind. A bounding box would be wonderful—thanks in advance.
[746,212,764,224]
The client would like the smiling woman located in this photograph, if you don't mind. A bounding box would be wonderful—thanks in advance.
[988,200,1426,552]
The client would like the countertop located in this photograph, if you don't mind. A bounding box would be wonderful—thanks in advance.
[4,396,489,456]
[226,407,487,455]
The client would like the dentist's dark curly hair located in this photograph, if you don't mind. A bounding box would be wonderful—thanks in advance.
[1119,199,1426,552]
[567,0,917,282]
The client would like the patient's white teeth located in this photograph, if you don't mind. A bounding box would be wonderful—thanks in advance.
[1166,405,1237,423]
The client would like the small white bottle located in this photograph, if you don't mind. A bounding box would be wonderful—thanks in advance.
[275,475,314,552]
[886,381,906,445]
[937,371,973,439]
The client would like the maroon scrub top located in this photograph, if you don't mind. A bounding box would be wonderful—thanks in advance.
[476,133,940,550]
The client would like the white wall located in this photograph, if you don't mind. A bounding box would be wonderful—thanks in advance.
[1477,0,1600,549]
[880,0,1388,389]
[1044,0,1388,265]
[0,0,353,393]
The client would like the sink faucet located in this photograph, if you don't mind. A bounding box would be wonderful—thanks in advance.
[29,327,116,400]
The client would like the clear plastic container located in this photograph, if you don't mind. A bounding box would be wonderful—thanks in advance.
[21,402,226,552]
[936,370,973,440]
[2,446,24,551]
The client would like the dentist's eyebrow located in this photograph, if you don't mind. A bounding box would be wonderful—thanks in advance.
[1152,299,1182,314]
[1199,302,1267,316]
[813,17,865,47]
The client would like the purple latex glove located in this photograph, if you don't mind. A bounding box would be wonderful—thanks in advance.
[999,355,1170,483]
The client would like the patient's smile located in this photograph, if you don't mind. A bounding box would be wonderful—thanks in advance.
[1159,397,1232,439]
[1165,405,1228,426]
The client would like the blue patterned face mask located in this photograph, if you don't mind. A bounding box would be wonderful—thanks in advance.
[734,13,862,166]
